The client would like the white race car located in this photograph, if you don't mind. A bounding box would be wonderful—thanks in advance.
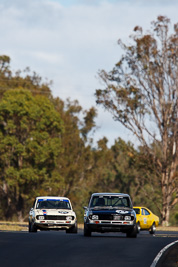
[29,196,77,233]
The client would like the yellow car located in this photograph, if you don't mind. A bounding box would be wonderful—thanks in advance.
[133,206,159,234]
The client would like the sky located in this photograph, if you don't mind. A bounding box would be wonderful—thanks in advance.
[0,0,178,147]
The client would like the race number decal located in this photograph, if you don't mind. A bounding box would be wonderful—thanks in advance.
[116,210,129,214]
[58,211,69,214]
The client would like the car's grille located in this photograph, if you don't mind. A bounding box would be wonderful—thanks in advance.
[36,215,74,220]
[45,215,67,220]
[89,214,125,220]
[98,214,113,220]
[112,215,124,220]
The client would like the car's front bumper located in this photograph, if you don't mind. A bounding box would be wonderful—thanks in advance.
[85,221,135,233]
[35,221,76,230]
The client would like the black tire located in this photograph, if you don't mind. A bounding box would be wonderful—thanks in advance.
[150,222,156,234]
[136,222,140,233]
[30,222,37,233]
[84,224,91,237]
[28,221,32,232]
[126,225,137,238]
[66,223,78,234]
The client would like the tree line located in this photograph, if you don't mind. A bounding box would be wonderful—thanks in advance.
[0,16,177,225]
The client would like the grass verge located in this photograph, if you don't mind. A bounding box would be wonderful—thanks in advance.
[0,221,177,232]
[0,221,28,231]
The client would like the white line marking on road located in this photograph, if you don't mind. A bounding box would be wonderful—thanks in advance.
[150,240,178,267]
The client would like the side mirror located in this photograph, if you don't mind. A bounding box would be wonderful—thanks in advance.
[83,206,88,210]
[30,208,34,211]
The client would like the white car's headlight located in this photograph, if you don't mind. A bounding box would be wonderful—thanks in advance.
[91,215,99,220]
[66,216,72,220]
[125,216,131,221]
[39,216,45,220]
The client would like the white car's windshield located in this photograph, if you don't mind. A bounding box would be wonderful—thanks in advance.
[36,199,71,210]
[90,196,131,209]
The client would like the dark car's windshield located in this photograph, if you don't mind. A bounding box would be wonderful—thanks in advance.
[36,199,71,210]
[90,195,132,209]
[134,208,140,214]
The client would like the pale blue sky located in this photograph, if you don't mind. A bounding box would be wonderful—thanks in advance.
[0,0,177,146]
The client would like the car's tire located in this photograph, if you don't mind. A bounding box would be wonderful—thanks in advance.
[30,222,37,233]
[66,223,78,234]
[84,224,91,237]
[136,222,140,233]
[150,222,156,234]
[28,221,32,232]
[126,225,137,238]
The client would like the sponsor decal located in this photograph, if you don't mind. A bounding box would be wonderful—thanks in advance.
[58,211,69,214]
[42,210,47,215]
[116,210,129,214]
[38,199,69,202]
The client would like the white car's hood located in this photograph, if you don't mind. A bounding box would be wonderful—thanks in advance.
[36,209,75,216]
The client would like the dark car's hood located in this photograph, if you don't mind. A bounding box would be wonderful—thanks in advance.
[91,208,134,215]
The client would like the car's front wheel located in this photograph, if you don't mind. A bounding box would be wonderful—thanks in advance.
[28,221,31,232]
[29,221,37,233]
[66,223,78,234]
[136,222,140,233]
[150,222,156,234]
[84,224,91,237]
[126,225,137,238]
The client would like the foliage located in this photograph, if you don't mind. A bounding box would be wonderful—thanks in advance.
[0,89,64,220]
[0,55,52,98]
[95,16,178,225]
[0,44,177,226]
[49,98,97,222]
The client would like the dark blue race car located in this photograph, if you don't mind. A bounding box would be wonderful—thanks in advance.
[84,193,137,237]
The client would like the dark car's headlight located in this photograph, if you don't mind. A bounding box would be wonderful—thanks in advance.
[124,216,131,221]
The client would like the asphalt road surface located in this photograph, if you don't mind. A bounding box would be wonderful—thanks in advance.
[0,229,178,267]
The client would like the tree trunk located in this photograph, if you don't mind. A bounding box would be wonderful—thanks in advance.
[161,204,170,227]
[161,169,171,226]
[17,195,24,222]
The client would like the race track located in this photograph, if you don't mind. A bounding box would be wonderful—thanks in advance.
[0,229,178,267]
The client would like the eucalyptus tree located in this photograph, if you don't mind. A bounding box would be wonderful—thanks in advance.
[95,16,178,226]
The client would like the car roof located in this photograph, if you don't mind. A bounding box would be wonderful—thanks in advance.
[133,206,147,209]
[35,196,69,200]
[133,206,151,211]
[91,193,130,197]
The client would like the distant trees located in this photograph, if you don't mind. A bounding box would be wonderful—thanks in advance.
[95,16,178,226]
[0,89,64,220]
[52,99,98,221]
[50,98,97,196]
[0,56,99,221]
[0,55,52,98]
[0,35,177,226]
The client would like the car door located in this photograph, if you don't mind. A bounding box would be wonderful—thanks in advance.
[144,208,152,228]
[140,208,152,229]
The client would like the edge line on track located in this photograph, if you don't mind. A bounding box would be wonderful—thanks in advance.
[150,239,178,267]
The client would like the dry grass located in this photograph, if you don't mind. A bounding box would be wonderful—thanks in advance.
[157,226,178,231]
[0,221,177,232]
[0,225,27,231]
[0,221,28,231]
